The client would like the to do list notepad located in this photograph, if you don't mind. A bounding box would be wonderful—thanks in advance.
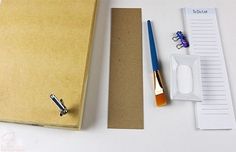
[183,8,236,129]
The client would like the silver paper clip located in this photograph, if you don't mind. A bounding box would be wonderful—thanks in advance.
[50,94,68,116]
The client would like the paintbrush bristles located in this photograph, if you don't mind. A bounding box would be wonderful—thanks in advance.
[155,93,167,107]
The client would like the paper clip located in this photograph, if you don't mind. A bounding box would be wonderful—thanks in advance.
[50,94,68,116]
[172,31,189,49]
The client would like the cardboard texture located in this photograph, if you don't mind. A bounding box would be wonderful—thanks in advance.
[0,0,97,129]
[108,8,144,129]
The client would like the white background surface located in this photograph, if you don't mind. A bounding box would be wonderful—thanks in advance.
[0,0,236,152]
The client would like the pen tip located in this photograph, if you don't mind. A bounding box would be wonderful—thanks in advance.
[155,93,167,107]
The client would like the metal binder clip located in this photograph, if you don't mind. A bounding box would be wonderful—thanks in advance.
[172,31,189,49]
[50,94,68,116]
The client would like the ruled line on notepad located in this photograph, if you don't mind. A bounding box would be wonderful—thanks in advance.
[191,33,216,36]
[203,94,226,96]
[201,64,222,67]
[201,108,229,110]
[201,62,221,66]
[190,18,213,21]
[202,81,224,83]
[192,40,217,43]
[201,103,228,105]
[202,85,225,88]
[201,67,221,70]
[192,36,217,39]
[198,55,220,58]
[202,113,229,115]
[193,44,217,47]
[201,73,222,75]
[191,25,214,28]
[194,48,219,51]
[192,29,215,32]
[190,22,213,24]
[201,59,221,62]
[203,98,226,101]
[202,88,224,91]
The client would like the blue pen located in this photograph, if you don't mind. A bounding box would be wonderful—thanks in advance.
[147,20,167,107]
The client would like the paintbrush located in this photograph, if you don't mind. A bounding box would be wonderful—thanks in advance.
[147,20,167,107]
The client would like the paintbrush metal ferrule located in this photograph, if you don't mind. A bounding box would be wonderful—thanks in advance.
[153,70,164,95]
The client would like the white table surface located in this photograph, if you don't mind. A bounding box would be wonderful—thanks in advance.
[1,0,236,152]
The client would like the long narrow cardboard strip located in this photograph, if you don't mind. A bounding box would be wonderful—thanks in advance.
[108,8,143,129]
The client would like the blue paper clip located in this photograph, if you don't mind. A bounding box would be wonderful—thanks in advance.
[172,31,189,49]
